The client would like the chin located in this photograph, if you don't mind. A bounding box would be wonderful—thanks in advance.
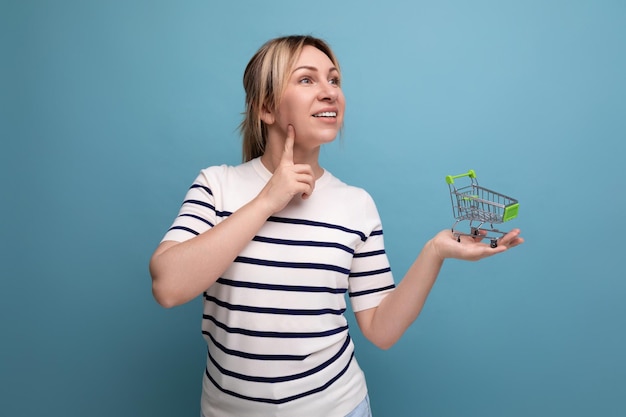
[318,128,341,143]
[297,130,338,146]
[317,134,338,146]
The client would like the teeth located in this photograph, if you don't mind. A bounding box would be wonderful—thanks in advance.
[313,112,337,117]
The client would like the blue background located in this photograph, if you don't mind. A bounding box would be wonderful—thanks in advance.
[2,1,625,416]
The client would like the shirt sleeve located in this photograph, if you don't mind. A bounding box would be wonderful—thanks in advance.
[348,193,396,312]
[161,170,217,243]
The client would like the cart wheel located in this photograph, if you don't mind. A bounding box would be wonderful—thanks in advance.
[490,239,498,248]
[471,227,479,236]
[457,237,461,243]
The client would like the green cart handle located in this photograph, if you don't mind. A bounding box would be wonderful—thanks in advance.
[445,169,476,184]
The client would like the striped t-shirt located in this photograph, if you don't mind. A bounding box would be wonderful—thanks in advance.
[162,157,395,417]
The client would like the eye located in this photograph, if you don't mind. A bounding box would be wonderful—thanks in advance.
[299,76,313,84]
[329,77,341,87]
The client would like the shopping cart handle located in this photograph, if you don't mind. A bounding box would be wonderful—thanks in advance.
[445,169,477,184]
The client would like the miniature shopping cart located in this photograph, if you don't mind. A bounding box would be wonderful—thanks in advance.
[446,170,519,248]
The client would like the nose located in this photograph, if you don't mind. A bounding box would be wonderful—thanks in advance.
[318,82,339,102]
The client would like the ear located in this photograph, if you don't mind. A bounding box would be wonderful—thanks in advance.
[260,106,275,125]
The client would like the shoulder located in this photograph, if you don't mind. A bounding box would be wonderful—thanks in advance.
[192,159,264,209]
[196,159,257,185]
[321,172,381,220]
[325,173,377,206]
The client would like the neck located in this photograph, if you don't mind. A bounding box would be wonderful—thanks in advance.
[260,139,325,179]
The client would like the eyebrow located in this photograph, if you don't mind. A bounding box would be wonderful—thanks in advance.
[292,65,339,74]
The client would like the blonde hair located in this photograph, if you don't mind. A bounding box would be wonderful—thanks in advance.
[239,35,341,162]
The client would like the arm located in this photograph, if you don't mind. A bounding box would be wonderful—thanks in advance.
[149,127,314,308]
[355,228,524,350]
[150,198,275,308]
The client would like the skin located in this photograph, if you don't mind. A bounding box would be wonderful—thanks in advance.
[149,45,524,349]
[259,45,345,181]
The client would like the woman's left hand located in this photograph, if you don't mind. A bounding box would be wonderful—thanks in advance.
[431,228,524,262]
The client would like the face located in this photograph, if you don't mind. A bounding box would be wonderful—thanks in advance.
[264,45,345,148]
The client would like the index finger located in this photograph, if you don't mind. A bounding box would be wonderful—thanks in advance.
[281,124,295,165]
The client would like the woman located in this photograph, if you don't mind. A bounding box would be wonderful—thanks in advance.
[149,35,523,417]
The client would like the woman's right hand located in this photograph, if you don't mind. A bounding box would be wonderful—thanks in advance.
[256,125,316,214]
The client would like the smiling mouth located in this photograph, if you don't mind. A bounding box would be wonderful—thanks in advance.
[312,111,337,118]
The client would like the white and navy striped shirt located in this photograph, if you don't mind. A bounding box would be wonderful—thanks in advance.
[162,157,395,417]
